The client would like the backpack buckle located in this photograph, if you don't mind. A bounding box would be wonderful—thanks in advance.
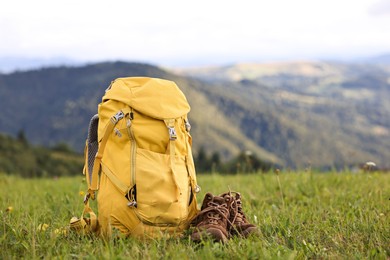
[184,119,191,132]
[83,193,90,204]
[168,127,177,141]
[125,186,137,208]
[112,111,124,123]
[127,201,137,207]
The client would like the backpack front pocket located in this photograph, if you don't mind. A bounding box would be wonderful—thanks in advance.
[134,148,190,226]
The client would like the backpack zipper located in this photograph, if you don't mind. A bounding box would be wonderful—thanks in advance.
[126,113,137,207]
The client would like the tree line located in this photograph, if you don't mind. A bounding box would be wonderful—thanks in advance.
[0,132,83,178]
[194,146,273,174]
[0,132,273,178]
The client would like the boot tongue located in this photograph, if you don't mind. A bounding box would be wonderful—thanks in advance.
[201,193,214,210]
[213,196,226,205]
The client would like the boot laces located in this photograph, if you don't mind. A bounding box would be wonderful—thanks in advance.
[192,201,233,227]
[224,191,251,238]
[233,198,247,224]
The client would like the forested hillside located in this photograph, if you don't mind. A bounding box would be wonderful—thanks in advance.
[0,133,83,177]
[0,61,389,169]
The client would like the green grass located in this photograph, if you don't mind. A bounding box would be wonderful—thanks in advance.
[1,171,389,259]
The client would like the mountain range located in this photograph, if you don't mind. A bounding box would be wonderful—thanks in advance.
[0,60,389,169]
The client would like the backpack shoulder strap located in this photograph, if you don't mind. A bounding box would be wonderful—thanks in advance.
[87,107,131,200]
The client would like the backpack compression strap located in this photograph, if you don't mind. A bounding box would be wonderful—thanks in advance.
[183,118,201,194]
[164,119,181,198]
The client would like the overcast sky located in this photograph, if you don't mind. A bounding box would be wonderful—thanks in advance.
[1,0,390,67]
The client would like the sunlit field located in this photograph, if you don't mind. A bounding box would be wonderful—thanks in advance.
[1,171,389,259]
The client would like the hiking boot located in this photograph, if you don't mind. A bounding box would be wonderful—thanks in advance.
[191,192,233,243]
[220,191,258,238]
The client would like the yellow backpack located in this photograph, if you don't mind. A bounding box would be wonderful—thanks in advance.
[74,77,200,238]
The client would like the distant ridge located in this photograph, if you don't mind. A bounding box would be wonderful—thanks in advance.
[362,53,390,64]
[2,52,390,73]
[0,57,82,73]
[0,61,389,168]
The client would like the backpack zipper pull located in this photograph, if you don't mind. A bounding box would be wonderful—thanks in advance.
[114,128,122,137]
[129,108,134,120]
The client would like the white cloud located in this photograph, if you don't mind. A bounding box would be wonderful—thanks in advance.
[1,0,389,65]
[368,0,390,15]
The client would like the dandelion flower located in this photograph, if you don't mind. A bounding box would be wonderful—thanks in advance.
[79,191,85,196]
[6,206,13,212]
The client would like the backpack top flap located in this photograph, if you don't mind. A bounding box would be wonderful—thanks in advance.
[102,77,190,119]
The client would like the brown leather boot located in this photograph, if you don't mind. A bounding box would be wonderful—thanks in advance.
[220,191,258,238]
[191,192,233,243]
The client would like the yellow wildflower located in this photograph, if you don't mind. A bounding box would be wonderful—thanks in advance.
[37,223,49,231]
[54,228,68,236]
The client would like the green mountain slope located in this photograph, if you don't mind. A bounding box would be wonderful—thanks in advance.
[0,62,280,167]
[1,61,389,169]
[0,62,171,150]
[176,61,390,168]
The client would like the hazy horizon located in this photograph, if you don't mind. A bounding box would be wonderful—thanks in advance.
[2,51,390,74]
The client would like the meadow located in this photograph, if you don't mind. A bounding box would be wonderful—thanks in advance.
[1,171,389,259]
